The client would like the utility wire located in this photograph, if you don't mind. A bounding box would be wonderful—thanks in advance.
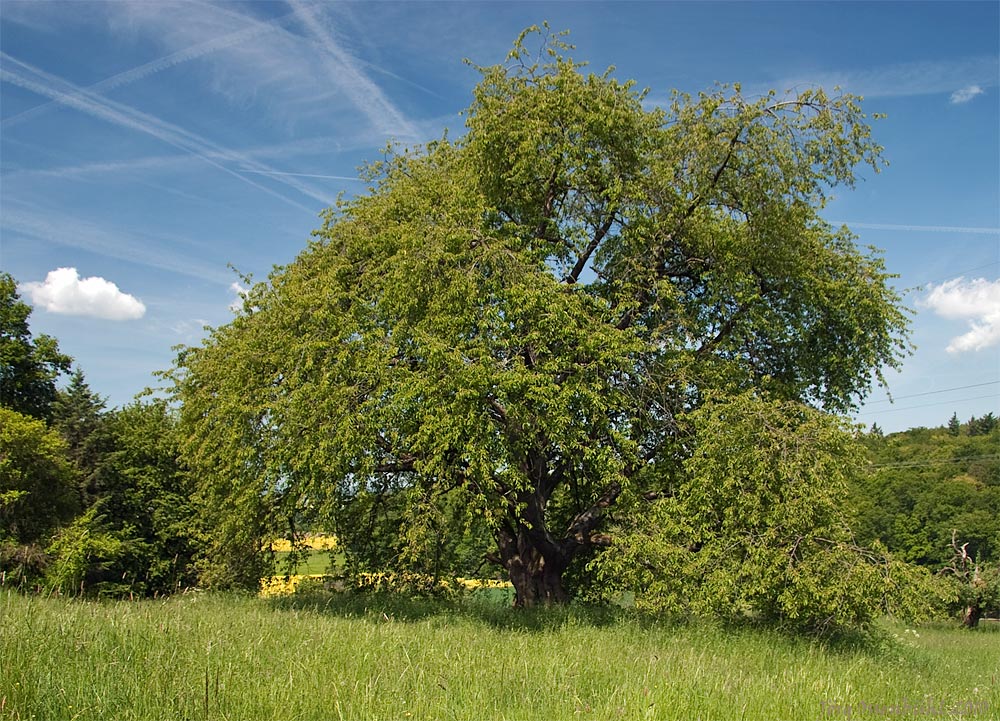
[913,260,1000,289]
[862,380,1000,406]
[856,395,997,416]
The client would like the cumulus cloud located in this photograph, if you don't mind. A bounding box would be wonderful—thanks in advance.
[921,277,1000,353]
[23,267,146,320]
[950,85,984,104]
[228,281,249,312]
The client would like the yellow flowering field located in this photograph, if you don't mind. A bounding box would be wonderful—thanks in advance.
[259,574,332,597]
[259,571,511,598]
[269,533,338,552]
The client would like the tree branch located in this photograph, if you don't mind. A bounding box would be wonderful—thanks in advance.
[533,165,562,242]
[564,480,622,546]
[373,454,417,474]
[565,213,616,284]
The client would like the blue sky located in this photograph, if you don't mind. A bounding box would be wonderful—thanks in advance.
[1,1,997,433]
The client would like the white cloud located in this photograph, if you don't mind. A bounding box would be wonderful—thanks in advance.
[23,268,146,320]
[739,55,999,102]
[229,281,250,312]
[950,85,984,104]
[921,277,1000,353]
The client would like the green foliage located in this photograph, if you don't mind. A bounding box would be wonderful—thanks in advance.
[963,562,1000,618]
[335,484,493,581]
[173,28,910,613]
[43,399,199,596]
[0,407,79,546]
[0,539,48,588]
[595,393,945,636]
[0,272,72,420]
[853,419,1000,568]
[948,562,1000,624]
[968,412,997,436]
[0,277,198,598]
[44,505,126,596]
[50,368,113,508]
[101,400,199,594]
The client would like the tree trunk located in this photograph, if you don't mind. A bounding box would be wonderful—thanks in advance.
[508,549,569,607]
[962,603,982,629]
[497,525,570,607]
[493,479,622,608]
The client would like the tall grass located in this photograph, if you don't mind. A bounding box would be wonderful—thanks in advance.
[1,590,996,720]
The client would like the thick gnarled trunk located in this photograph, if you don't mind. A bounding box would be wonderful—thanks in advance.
[494,480,622,607]
[499,528,570,607]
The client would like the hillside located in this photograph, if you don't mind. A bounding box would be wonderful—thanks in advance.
[854,413,999,569]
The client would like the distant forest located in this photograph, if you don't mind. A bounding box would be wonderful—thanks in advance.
[855,413,999,570]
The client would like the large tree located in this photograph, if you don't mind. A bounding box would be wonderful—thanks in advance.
[175,29,909,605]
[0,273,72,421]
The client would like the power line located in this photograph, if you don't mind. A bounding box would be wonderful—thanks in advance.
[856,394,998,416]
[862,380,1000,406]
[914,260,1000,289]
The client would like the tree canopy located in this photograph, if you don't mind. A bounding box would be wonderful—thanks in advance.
[0,407,79,547]
[594,392,942,635]
[174,28,910,608]
[0,272,72,421]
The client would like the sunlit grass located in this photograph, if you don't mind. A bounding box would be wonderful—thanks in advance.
[1,590,997,720]
[272,551,336,576]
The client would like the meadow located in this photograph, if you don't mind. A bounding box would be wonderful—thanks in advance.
[2,589,997,721]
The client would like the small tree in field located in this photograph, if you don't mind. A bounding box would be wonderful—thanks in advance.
[174,28,909,608]
[941,531,1000,628]
[593,393,943,635]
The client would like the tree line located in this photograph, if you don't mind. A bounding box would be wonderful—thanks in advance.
[855,417,1000,626]
[1,273,197,596]
[3,27,997,634]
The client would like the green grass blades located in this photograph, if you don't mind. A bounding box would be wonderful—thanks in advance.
[1,591,997,720]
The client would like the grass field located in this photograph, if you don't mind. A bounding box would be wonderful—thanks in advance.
[1,590,997,721]
[274,550,338,575]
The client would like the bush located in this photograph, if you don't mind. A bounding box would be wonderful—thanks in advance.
[594,392,947,636]
[0,407,79,546]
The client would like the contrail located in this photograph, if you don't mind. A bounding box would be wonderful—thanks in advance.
[832,221,1000,234]
[3,204,234,285]
[2,10,297,130]
[0,53,333,213]
[239,169,363,181]
[288,0,418,140]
